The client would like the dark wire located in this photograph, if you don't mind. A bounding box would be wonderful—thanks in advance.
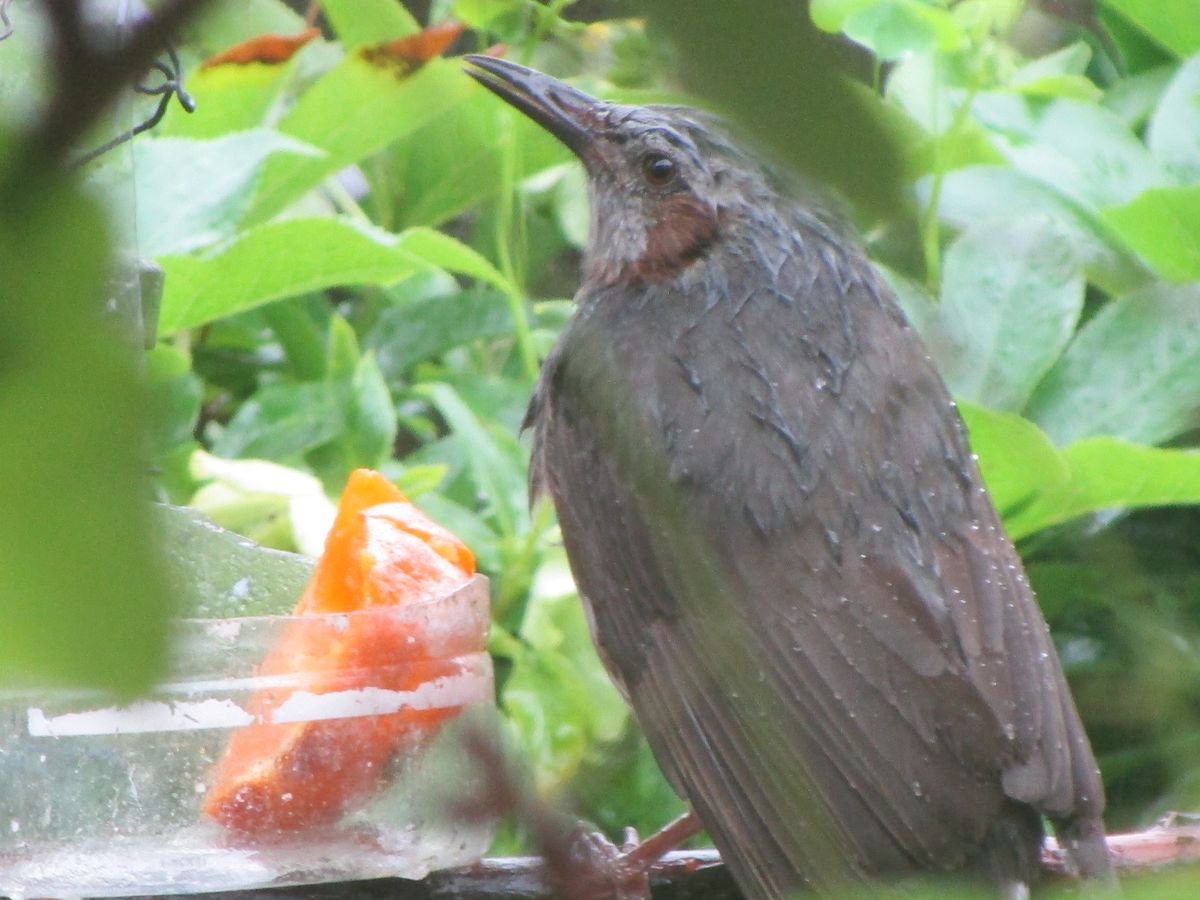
[73,42,195,167]
[0,0,13,42]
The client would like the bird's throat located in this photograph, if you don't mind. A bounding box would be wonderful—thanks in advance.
[589,195,720,287]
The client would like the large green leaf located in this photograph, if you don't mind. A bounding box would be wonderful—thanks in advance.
[1027,282,1200,446]
[938,217,1084,411]
[395,226,515,294]
[391,91,573,229]
[135,129,322,256]
[157,53,314,140]
[963,405,1200,540]
[931,165,1151,295]
[244,57,472,226]
[960,403,1069,522]
[1102,64,1175,129]
[1008,438,1200,540]
[369,286,515,379]
[1147,54,1200,183]
[1103,0,1200,58]
[1008,42,1102,102]
[646,0,906,215]
[158,217,432,332]
[841,0,964,61]
[321,0,418,47]
[971,93,1170,211]
[212,381,343,460]
[0,170,170,694]
[1103,185,1200,281]
[182,0,307,53]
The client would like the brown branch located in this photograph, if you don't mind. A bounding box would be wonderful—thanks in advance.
[1045,815,1200,877]
[128,823,1200,900]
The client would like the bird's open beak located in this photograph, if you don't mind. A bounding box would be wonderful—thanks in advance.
[463,55,602,159]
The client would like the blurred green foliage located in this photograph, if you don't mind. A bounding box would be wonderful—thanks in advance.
[4,0,1200,878]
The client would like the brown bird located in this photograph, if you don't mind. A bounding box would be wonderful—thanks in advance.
[465,56,1113,898]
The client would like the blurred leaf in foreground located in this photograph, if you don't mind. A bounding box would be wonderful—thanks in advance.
[0,158,171,695]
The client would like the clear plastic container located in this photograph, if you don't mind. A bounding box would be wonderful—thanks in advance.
[0,575,495,899]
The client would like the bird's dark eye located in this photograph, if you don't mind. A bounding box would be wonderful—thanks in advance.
[641,153,677,187]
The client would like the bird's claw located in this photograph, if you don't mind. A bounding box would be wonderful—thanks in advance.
[567,825,651,900]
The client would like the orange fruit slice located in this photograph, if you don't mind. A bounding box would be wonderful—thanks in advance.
[202,469,479,835]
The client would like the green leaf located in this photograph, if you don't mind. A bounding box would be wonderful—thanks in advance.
[145,344,203,455]
[1102,64,1175,130]
[958,403,1070,521]
[418,382,528,539]
[931,165,1151,295]
[1103,0,1200,58]
[246,57,472,225]
[391,91,574,229]
[188,450,337,556]
[183,0,307,52]
[452,0,525,29]
[369,287,515,379]
[1012,41,1093,82]
[500,550,629,793]
[809,0,879,32]
[1147,55,1200,183]
[1027,282,1200,446]
[321,0,418,47]
[937,217,1084,411]
[213,381,343,459]
[395,226,516,294]
[347,352,399,469]
[963,405,1200,541]
[1009,74,1103,102]
[972,94,1169,211]
[0,170,170,694]
[1008,438,1200,540]
[645,0,906,215]
[843,0,964,61]
[135,129,322,256]
[159,217,432,333]
[877,264,939,338]
[158,54,310,140]
[1103,185,1200,281]
[392,463,450,498]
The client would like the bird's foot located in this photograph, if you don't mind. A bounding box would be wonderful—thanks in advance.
[567,825,650,900]
[566,811,703,899]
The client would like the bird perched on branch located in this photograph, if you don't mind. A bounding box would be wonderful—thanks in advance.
[465,56,1113,898]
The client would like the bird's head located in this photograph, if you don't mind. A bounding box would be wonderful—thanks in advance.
[466,56,761,288]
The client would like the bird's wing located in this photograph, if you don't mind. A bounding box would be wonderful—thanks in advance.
[533,249,1102,896]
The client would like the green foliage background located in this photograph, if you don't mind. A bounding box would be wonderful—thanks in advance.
[4,0,1200,884]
